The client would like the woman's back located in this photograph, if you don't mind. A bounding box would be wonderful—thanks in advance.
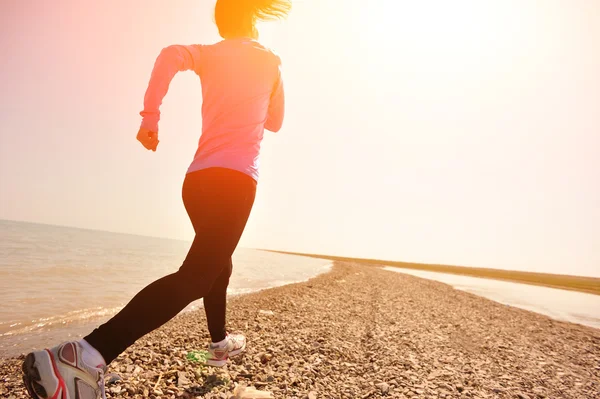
[138,0,290,181]
[139,38,284,181]
[191,39,284,179]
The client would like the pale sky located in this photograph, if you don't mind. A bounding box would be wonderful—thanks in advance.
[1,0,599,277]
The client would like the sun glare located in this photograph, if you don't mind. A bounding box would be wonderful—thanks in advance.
[347,0,535,80]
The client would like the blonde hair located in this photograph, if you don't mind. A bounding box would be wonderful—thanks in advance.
[215,0,292,39]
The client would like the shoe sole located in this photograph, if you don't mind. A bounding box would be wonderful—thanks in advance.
[22,353,47,399]
[205,341,246,367]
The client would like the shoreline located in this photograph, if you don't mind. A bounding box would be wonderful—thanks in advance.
[1,262,599,398]
[262,250,600,296]
[0,263,333,359]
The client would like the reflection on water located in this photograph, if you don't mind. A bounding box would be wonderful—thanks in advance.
[384,267,600,329]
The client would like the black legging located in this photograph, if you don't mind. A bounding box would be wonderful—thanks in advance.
[84,167,256,364]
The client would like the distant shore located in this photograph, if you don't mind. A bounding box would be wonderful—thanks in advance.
[264,250,600,296]
[1,261,598,398]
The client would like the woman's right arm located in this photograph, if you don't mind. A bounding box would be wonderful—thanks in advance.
[264,64,285,133]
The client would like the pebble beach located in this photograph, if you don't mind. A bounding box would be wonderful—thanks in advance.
[1,262,599,398]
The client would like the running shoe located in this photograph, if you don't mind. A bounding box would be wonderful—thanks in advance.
[22,341,106,399]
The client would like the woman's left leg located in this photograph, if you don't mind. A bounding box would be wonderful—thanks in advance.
[84,168,256,364]
[203,257,233,343]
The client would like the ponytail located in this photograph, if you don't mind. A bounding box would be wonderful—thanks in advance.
[215,0,292,39]
[251,0,292,22]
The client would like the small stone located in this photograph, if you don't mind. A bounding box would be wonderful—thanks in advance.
[109,386,122,395]
[260,353,273,364]
[439,383,453,391]
[106,374,123,385]
[177,371,190,387]
[233,385,275,398]
[456,385,464,393]
[517,394,530,399]
[375,382,390,394]
[258,310,275,316]
[308,391,318,399]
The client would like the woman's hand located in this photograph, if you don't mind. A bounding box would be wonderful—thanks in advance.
[137,127,159,151]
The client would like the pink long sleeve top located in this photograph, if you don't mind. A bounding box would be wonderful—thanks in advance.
[140,38,285,181]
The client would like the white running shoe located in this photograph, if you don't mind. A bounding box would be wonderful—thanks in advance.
[205,332,247,367]
[22,341,106,399]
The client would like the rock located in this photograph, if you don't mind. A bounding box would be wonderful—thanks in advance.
[260,353,273,364]
[517,394,531,399]
[375,382,390,394]
[308,391,318,399]
[177,371,190,387]
[258,310,275,316]
[109,386,122,395]
[106,374,123,385]
[233,384,275,399]
[439,383,453,391]
[456,385,464,393]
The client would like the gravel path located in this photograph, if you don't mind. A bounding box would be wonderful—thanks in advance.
[1,262,599,398]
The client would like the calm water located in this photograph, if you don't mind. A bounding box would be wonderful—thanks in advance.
[384,267,600,329]
[0,220,331,357]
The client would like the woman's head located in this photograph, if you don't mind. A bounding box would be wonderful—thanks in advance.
[215,0,292,39]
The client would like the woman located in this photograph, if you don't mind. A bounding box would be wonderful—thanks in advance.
[21,1,290,398]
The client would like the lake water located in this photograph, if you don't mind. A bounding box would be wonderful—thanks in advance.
[384,267,600,329]
[0,220,331,357]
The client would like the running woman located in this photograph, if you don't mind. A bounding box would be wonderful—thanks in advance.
[21,1,290,398]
